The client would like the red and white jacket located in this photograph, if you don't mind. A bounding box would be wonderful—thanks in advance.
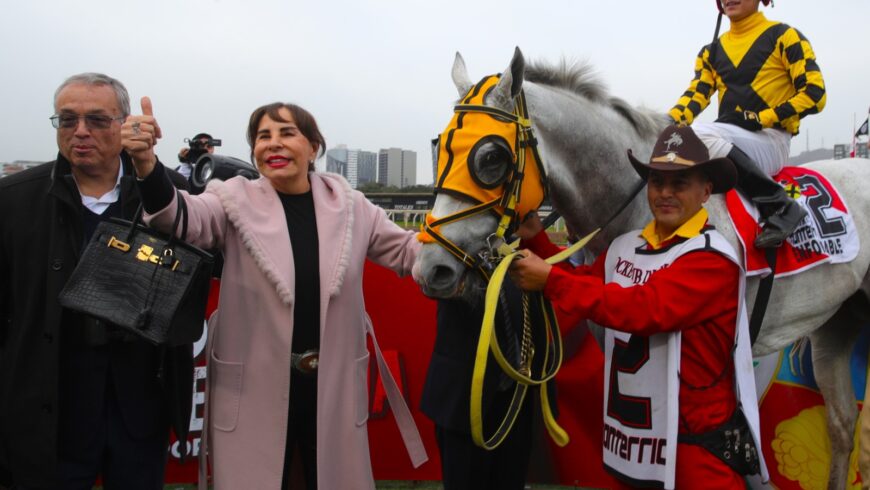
[524,209,767,489]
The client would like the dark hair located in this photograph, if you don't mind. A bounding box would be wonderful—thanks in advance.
[246,103,326,170]
[192,132,213,141]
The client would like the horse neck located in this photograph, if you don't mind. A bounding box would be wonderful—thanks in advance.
[522,83,663,254]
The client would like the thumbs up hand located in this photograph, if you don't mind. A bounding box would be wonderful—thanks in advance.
[123,96,162,177]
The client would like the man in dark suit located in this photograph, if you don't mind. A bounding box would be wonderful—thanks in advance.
[420,281,540,490]
[0,73,195,489]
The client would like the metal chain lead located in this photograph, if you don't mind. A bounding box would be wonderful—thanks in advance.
[496,288,519,391]
[519,293,534,377]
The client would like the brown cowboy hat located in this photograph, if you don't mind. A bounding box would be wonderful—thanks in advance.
[627,124,737,194]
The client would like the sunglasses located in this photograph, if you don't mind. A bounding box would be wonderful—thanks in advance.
[50,113,125,130]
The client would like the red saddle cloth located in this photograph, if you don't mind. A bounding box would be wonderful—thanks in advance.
[725,166,859,277]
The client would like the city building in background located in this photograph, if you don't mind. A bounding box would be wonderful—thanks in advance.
[356,150,377,186]
[325,145,348,179]
[378,147,416,189]
[325,145,378,189]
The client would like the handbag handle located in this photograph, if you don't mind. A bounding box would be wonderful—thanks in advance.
[172,191,190,243]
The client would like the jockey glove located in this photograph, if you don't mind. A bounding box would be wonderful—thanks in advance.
[718,110,763,132]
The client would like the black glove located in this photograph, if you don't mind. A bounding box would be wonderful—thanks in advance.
[718,110,763,132]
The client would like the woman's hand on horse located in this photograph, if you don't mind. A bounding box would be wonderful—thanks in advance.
[509,249,551,291]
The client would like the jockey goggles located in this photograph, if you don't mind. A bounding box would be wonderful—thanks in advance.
[418,75,546,254]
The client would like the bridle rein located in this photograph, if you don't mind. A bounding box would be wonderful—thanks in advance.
[417,74,568,449]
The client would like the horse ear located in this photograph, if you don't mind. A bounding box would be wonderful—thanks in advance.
[491,47,525,110]
[452,52,473,98]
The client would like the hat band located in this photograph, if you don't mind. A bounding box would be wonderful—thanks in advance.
[651,154,696,166]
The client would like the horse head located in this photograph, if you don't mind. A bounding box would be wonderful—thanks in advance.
[415,48,545,302]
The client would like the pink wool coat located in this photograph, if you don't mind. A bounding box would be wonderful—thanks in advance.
[146,172,427,489]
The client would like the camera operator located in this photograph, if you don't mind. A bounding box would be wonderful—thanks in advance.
[176,132,220,180]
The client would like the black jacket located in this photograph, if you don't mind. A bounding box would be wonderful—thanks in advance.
[421,282,556,434]
[0,153,195,487]
[421,295,510,433]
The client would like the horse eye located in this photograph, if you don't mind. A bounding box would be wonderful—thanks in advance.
[469,137,512,189]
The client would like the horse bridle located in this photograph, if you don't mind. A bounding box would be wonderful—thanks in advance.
[418,75,548,280]
[419,75,570,450]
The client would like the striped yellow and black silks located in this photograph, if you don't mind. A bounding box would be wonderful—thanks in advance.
[669,11,825,135]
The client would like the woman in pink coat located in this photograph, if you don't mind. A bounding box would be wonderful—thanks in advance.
[122,98,427,489]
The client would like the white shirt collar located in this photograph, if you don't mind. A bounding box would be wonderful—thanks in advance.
[76,158,124,214]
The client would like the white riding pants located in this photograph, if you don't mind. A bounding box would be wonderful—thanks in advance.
[692,122,792,176]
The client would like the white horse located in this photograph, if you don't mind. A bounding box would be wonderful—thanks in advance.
[415,48,870,489]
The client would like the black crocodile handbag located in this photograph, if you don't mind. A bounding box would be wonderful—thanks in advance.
[59,192,213,345]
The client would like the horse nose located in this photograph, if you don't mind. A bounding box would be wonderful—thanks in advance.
[428,264,458,292]
[416,245,465,298]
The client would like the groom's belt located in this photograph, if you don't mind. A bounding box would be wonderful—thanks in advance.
[678,408,760,476]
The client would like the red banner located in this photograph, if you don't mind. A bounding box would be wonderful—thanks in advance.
[162,262,869,488]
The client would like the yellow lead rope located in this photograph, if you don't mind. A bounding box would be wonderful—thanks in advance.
[470,227,601,449]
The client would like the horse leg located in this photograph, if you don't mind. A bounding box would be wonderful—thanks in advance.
[808,300,864,489]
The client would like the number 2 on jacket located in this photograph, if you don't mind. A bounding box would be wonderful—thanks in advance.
[607,335,653,429]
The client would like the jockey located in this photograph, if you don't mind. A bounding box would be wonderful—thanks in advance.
[669,0,826,249]
[510,125,767,489]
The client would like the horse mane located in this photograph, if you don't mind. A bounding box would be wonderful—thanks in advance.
[525,59,664,139]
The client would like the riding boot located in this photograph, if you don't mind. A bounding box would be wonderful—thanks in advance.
[727,146,807,249]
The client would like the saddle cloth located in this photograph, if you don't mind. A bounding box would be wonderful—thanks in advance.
[725,166,859,277]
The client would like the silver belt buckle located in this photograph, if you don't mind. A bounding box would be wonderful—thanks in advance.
[291,349,319,375]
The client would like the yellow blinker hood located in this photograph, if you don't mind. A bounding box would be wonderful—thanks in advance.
[433,75,545,222]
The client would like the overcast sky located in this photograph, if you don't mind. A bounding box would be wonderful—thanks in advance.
[2,0,868,184]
